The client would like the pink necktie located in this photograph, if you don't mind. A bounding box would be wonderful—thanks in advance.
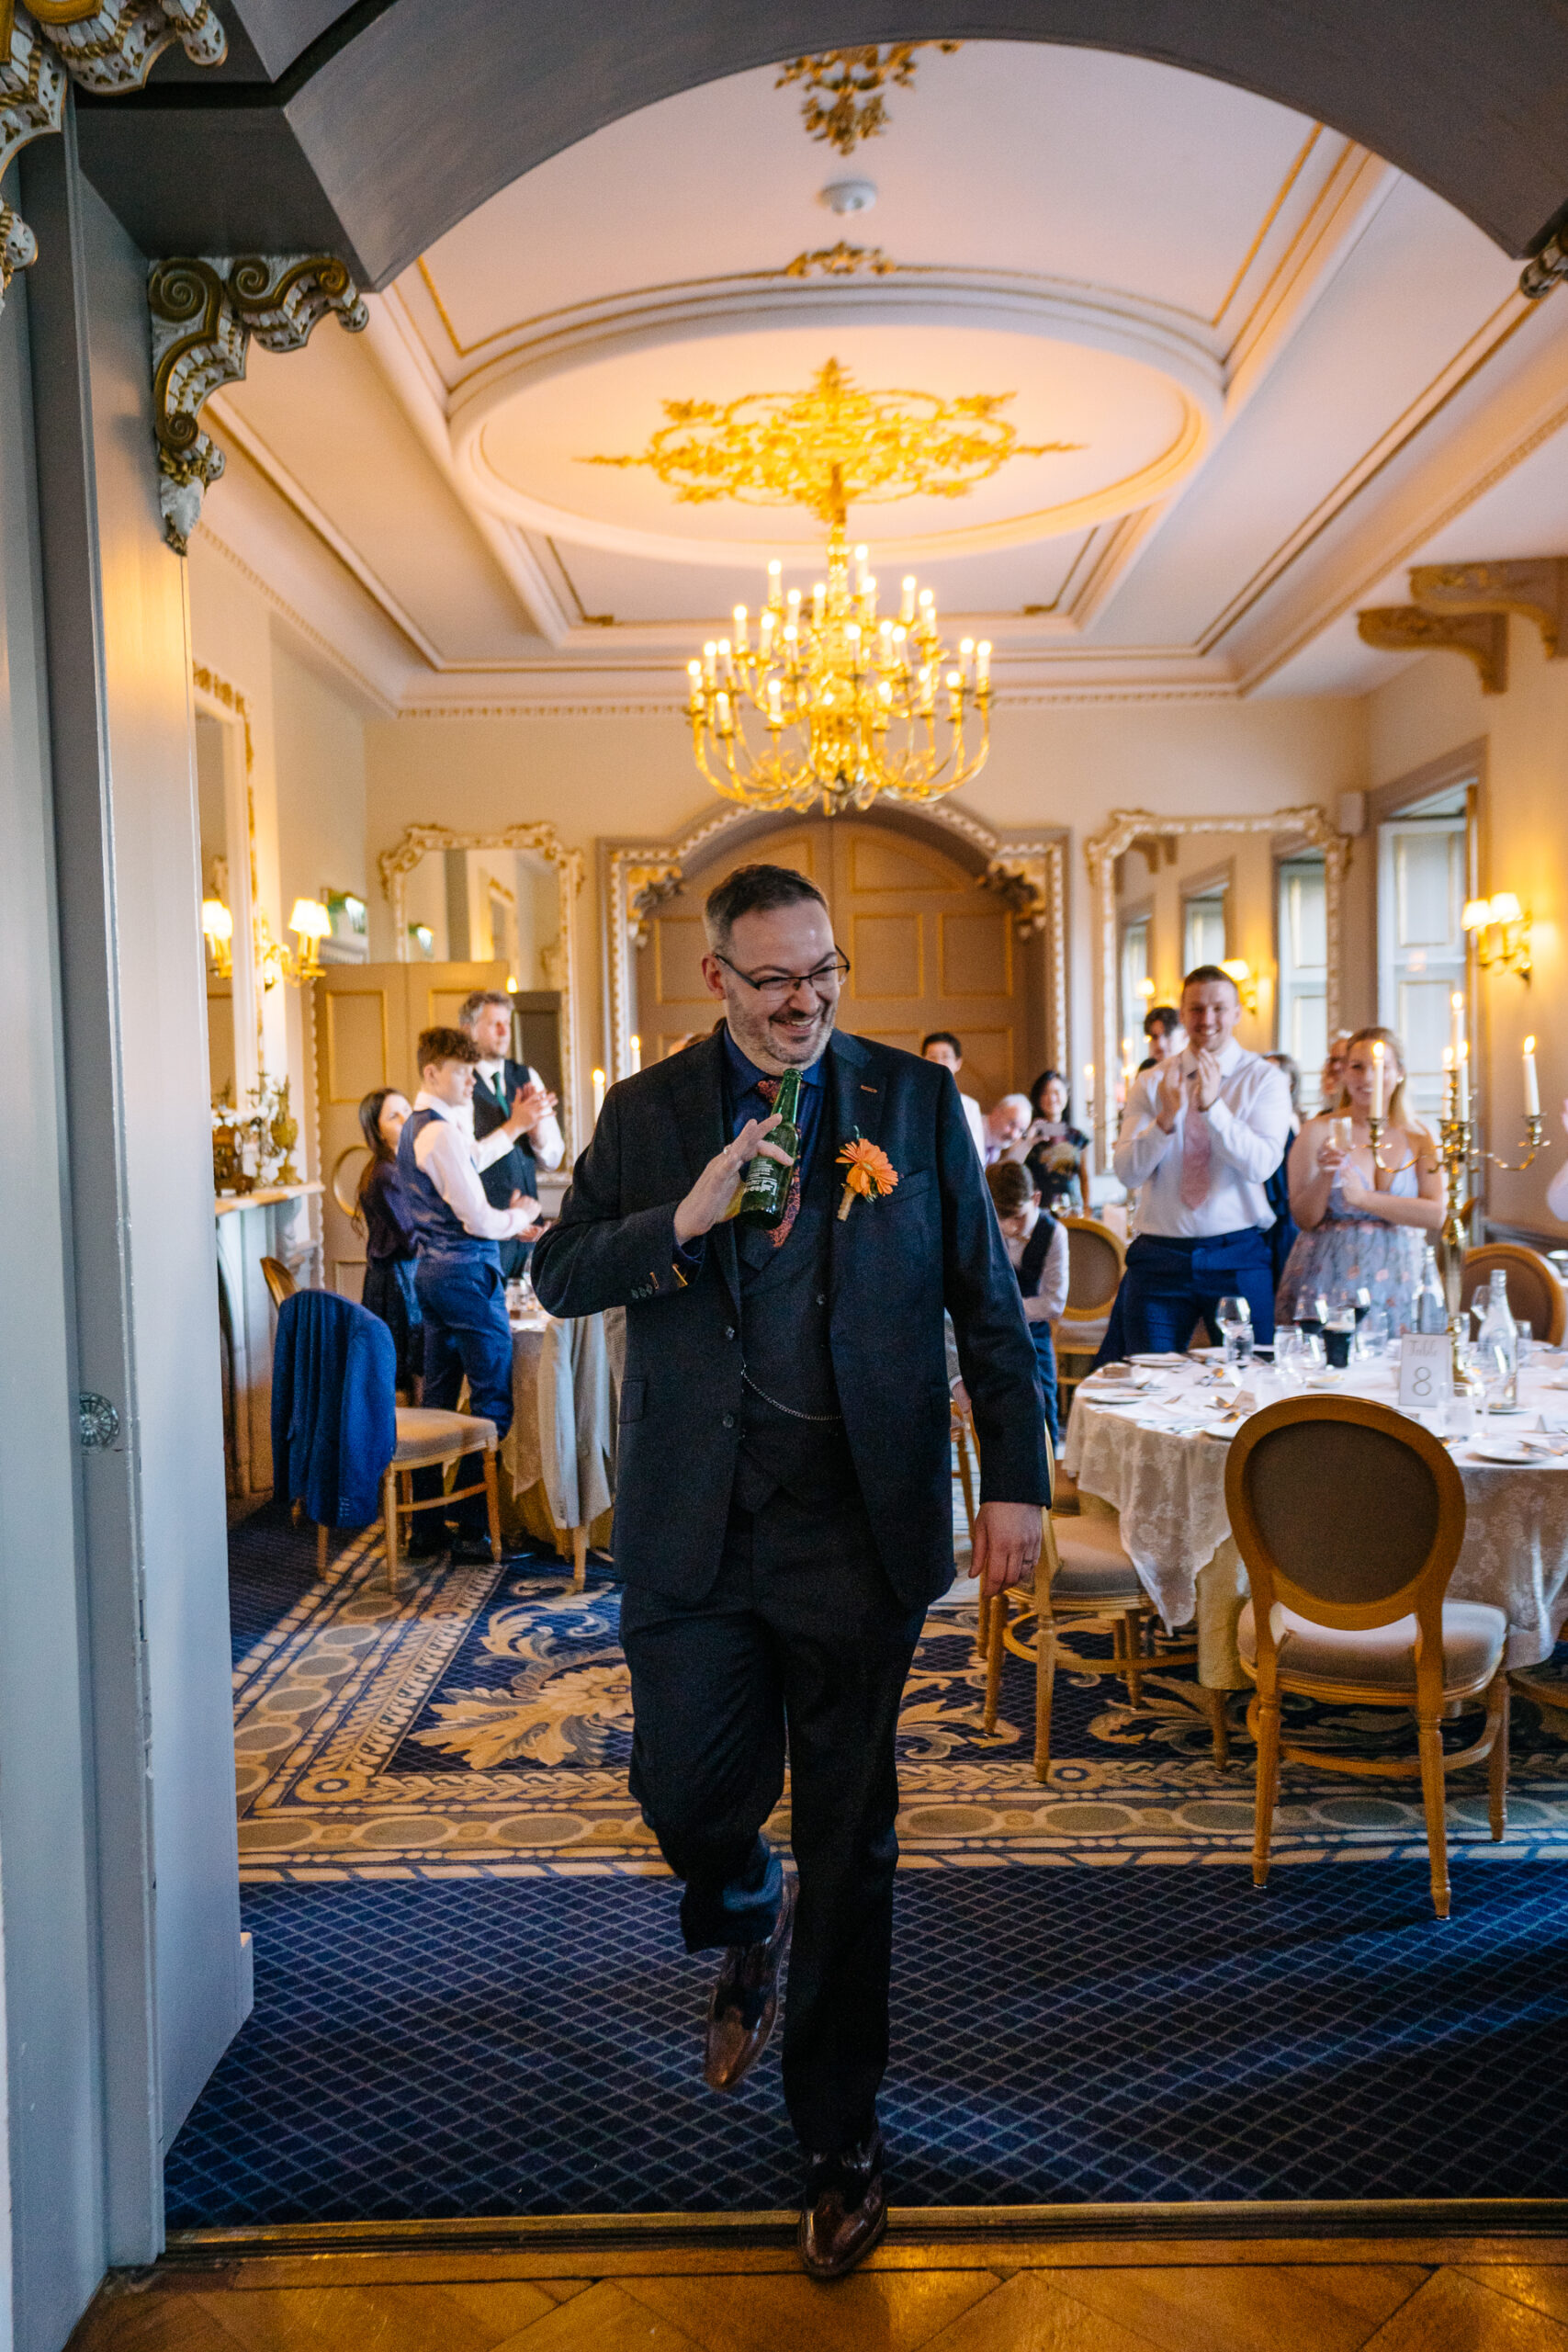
[1179,1091,1213,1210]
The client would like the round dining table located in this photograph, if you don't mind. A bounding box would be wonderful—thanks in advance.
[1061,1350,1568,1690]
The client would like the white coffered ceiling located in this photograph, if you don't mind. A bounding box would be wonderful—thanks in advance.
[198,38,1568,709]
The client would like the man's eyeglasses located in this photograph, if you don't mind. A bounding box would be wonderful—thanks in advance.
[715,950,851,1009]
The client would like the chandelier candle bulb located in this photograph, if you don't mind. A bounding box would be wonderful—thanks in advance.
[976,639,991,689]
[715,691,733,734]
[1371,1038,1385,1121]
[629,1034,642,1074]
[1457,1039,1470,1121]
[1524,1035,1540,1117]
[733,605,749,652]
[900,576,917,625]
[704,640,716,685]
[767,678,784,726]
[592,1068,606,1121]
[1450,989,1466,1064]
[768,560,783,608]
[813,581,826,624]
[854,543,868,592]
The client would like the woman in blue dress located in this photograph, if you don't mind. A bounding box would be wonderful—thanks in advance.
[1276,1026,1445,1332]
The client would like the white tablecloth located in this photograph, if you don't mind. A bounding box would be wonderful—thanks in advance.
[1062,1357,1568,1687]
[502,1307,625,1535]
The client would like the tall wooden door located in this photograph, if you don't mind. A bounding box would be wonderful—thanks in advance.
[637,819,1022,1107]
[313,957,505,1297]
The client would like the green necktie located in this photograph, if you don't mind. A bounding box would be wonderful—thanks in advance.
[494,1069,509,1110]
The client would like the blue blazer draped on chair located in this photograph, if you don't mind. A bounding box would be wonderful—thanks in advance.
[271,1288,398,1528]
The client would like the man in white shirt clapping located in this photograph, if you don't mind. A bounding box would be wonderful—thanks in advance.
[1097,966,1291,1363]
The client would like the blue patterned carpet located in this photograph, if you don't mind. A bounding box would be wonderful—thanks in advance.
[165,1864,1568,2224]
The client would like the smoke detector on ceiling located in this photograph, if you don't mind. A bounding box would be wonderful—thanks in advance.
[819,179,878,216]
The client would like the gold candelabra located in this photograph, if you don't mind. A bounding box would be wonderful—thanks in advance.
[1428,1070,1546,1375]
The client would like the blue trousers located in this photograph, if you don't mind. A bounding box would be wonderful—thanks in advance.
[1095,1227,1276,1366]
[413,1251,513,1535]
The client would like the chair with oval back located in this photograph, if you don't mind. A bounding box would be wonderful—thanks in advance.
[1225,1395,1508,1918]
[980,1427,1235,1781]
[1460,1242,1566,1345]
[1055,1216,1127,1411]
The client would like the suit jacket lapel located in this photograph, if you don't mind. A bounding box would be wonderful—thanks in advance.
[661,1032,739,1307]
[826,1029,879,1292]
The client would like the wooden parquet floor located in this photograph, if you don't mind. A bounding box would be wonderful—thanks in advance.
[68,2228,1568,2352]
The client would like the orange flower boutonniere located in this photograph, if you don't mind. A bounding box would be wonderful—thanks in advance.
[836,1135,900,1222]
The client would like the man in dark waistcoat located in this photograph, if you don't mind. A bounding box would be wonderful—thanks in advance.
[458,990,565,1281]
[532,865,1047,2278]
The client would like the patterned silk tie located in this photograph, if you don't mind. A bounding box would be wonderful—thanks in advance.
[755,1077,803,1247]
[1179,1080,1213,1211]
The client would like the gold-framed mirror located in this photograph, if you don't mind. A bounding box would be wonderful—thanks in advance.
[1084,806,1352,1165]
[378,821,584,1150]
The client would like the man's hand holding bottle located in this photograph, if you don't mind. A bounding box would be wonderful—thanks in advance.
[673,1114,788,1244]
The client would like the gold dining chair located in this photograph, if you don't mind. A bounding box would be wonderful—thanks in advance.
[260,1255,297,1311]
[1226,1394,1508,1919]
[378,1408,503,1595]
[982,1430,1212,1781]
[1055,1216,1126,1417]
[1460,1242,1566,1345]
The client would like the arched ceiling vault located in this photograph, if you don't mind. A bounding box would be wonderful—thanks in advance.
[75,0,1568,286]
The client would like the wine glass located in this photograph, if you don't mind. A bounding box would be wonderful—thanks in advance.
[1274,1328,1303,1388]
[1296,1290,1328,1338]
[1217,1295,1254,1367]
[1355,1307,1390,1363]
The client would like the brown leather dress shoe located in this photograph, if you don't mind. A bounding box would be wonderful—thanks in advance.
[703,1877,795,2092]
[797,2129,887,2280]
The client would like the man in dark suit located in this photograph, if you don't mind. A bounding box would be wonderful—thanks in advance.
[457,990,564,1279]
[532,865,1047,2278]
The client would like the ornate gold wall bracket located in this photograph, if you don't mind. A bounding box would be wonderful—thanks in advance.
[21,0,224,93]
[783,243,895,278]
[0,11,65,319]
[1356,605,1508,693]
[1409,558,1568,660]
[149,254,367,554]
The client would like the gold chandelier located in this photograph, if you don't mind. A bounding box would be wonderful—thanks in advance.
[583,358,1078,814]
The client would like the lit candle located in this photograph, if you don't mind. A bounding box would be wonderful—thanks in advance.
[733,604,748,653]
[1371,1038,1385,1121]
[959,636,975,684]
[1084,1061,1096,1114]
[685,659,703,712]
[715,690,732,734]
[759,607,774,657]
[976,639,991,690]
[592,1068,606,1121]
[900,576,917,626]
[1456,1039,1470,1120]
[812,580,826,625]
[629,1034,642,1074]
[854,542,868,593]
[768,559,783,609]
[703,639,716,686]
[766,678,783,727]
[1524,1034,1540,1117]
[1450,989,1466,1065]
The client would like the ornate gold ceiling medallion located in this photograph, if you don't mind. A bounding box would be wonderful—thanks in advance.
[581,358,1081,817]
[784,242,895,280]
[775,43,961,154]
[581,356,1078,530]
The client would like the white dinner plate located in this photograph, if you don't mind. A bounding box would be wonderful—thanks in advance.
[1129,1352,1188,1368]
[1472,1441,1533,1464]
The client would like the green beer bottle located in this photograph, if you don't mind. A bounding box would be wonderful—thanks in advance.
[734,1066,802,1228]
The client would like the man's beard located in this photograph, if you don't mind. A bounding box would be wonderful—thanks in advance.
[728,994,835,1070]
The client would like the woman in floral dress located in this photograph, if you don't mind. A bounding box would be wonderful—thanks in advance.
[1276,1026,1445,1331]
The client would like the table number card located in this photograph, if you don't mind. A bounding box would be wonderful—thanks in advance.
[1398,1333,1453,1411]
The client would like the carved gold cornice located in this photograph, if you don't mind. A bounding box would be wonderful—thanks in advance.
[24,0,224,93]
[1356,604,1508,693]
[1408,558,1568,661]
[0,10,64,317]
[149,255,368,553]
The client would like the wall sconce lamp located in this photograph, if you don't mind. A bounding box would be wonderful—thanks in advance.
[1220,957,1261,1014]
[1135,977,1155,1001]
[256,898,333,989]
[200,896,233,978]
[1463,892,1532,978]
[409,922,434,959]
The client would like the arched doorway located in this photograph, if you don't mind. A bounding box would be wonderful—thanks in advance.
[634,808,1052,1108]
